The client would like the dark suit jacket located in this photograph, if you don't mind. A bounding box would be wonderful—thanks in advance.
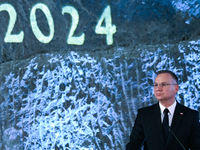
[126,102,200,150]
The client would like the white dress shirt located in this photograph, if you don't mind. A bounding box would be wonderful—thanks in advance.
[159,101,177,126]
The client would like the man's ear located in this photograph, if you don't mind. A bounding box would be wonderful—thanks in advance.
[175,84,179,93]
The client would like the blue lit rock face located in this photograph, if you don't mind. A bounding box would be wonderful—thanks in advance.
[0,0,200,149]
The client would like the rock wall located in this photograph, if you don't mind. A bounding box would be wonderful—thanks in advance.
[0,0,200,149]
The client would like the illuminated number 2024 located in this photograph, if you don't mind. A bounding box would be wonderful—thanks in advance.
[0,3,116,45]
[0,3,24,43]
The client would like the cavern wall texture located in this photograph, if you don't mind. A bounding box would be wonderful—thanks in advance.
[0,0,200,149]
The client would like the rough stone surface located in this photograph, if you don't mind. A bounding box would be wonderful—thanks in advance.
[0,0,200,149]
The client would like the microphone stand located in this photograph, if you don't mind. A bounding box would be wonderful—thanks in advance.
[138,128,151,150]
[168,127,186,150]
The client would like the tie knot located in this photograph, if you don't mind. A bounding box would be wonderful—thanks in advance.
[164,108,169,114]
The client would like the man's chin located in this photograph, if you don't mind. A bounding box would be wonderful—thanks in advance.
[156,98,169,103]
[155,96,163,101]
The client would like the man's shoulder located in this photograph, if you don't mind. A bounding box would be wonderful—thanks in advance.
[138,103,158,112]
[178,103,199,114]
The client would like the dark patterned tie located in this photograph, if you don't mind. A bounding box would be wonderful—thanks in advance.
[163,108,169,141]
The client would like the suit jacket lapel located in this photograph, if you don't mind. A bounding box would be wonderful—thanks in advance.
[165,102,185,146]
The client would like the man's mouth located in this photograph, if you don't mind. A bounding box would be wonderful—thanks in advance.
[156,93,163,96]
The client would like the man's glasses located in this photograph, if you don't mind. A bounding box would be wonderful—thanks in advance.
[153,83,177,88]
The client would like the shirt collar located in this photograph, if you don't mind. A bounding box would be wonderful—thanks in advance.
[159,100,177,115]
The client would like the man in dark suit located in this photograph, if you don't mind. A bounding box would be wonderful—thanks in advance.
[126,70,200,150]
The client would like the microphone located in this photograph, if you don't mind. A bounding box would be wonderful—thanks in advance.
[138,128,151,150]
[168,127,186,150]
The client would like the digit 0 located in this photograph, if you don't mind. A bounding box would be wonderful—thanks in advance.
[30,3,54,43]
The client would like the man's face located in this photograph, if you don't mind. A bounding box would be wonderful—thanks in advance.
[154,73,179,102]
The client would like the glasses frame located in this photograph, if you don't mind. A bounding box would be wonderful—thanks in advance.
[153,83,178,88]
